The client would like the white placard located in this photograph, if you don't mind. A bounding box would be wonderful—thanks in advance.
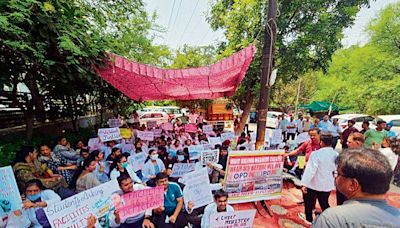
[200,149,220,165]
[146,121,157,129]
[170,163,196,178]
[210,210,257,228]
[271,129,283,145]
[152,129,162,137]
[188,145,204,160]
[208,136,222,147]
[182,168,213,210]
[136,131,154,141]
[88,137,100,151]
[202,125,213,134]
[295,132,310,144]
[128,152,147,171]
[221,132,235,142]
[98,127,122,142]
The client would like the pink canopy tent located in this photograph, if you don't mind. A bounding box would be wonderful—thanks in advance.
[95,44,256,101]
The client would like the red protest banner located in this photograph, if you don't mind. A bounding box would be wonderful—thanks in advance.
[184,123,197,133]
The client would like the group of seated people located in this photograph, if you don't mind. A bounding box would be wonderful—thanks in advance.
[7,121,248,228]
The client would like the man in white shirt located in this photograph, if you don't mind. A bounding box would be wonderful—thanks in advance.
[188,110,198,124]
[287,116,297,141]
[296,114,304,134]
[300,133,338,224]
[331,118,342,148]
[278,114,289,141]
[201,190,234,228]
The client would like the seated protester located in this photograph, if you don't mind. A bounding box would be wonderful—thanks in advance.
[13,146,68,194]
[184,139,192,147]
[142,149,166,186]
[134,141,144,153]
[157,145,170,168]
[100,140,117,160]
[75,140,85,154]
[313,148,400,227]
[89,150,109,183]
[7,179,61,228]
[70,157,100,193]
[201,191,234,228]
[109,154,142,183]
[152,173,187,228]
[171,140,183,151]
[109,175,154,228]
[77,148,90,167]
[106,147,122,162]
[53,136,80,164]
[38,144,77,185]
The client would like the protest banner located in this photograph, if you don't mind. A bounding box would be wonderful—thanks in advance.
[108,118,122,128]
[210,210,256,228]
[152,129,162,137]
[224,151,284,204]
[98,127,122,142]
[200,149,220,165]
[161,122,173,131]
[113,186,164,220]
[271,129,283,145]
[128,152,147,171]
[136,131,154,141]
[45,180,119,228]
[221,132,235,142]
[119,128,132,139]
[88,138,100,151]
[0,166,22,214]
[202,124,213,134]
[188,145,203,160]
[295,132,310,144]
[184,123,197,133]
[182,168,213,210]
[146,121,157,129]
[170,163,196,177]
[208,136,222,147]
[202,143,213,150]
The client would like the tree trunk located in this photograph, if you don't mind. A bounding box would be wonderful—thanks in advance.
[235,91,254,135]
[24,72,46,122]
[25,95,34,141]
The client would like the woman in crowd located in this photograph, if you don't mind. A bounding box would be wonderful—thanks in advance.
[106,147,122,162]
[90,150,109,183]
[13,146,67,194]
[53,136,80,164]
[70,157,100,193]
[7,179,61,228]
[109,154,142,183]
[142,149,166,186]
[171,140,183,151]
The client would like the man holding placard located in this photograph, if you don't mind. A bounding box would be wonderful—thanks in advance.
[201,190,234,228]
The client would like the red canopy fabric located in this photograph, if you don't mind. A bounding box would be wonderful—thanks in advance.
[95,44,256,101]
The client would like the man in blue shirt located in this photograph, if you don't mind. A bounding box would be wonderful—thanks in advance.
[152,173,187,227]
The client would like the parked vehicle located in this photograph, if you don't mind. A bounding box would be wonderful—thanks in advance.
[139,111,169,126]
[331,114,376,131]
[266,111,289,129]
[376,115,400,135]
[138,106,184,120]
[205,99,234,131]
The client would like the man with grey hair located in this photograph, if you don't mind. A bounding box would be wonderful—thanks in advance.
[313,148,400,227]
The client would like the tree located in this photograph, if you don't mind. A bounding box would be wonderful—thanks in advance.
[208,0,370,133]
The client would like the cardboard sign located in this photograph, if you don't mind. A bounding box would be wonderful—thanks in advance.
[188,145,203,160]
[45,180,119,228]
[224,151,284,204]
[182,168,213,210]
[184,123,197,133]
[119,128,132,139]
[152,129,162,137]
[113,186,164,220]
[208,136,222,147]
[136,131,154,141]
[88,137,100,151]
[170,163,196,178]
[210,210,256,228]
[146,121,157,129]
[161,123,173,131]
[108,118,122,128]
[0,166,22,214]
[297,156,306,169]
[128,152,147,171]
[271,129,283,145]
[200,149,220,165]
[295,132,310,144]
[221,132,235,142]
[202,125,213,134]
[98,127,122,142]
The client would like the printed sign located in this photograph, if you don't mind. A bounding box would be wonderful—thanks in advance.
[113,186,164,220]
[182,168,213,210]
[136,131,154,141]
[170,163,196,178]
[98,127,122,142]
[152,129,162,137]
[119,128,132,139]
[161,123,173,131]
[224,151,284,204]
[146,121,157,129]
[271,129,283,145]
[202,125,213,134]
[45,180,119,228]
[0,166,22,214]
[221,132,235,142]
[200,149,220,165]
[184,123,197,133]
[295,132,310,144]
[208,136,222,147]
[297,156,306,169]
[188,145,203,160]
[108,118,122,128]
[88,138,100,151]
[210,210,257,228]
[128,152,147,171]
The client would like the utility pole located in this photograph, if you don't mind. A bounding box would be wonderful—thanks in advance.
[294,79,301,117]
[255,0,278,150]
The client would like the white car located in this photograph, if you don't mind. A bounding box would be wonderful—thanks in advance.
[376,115,400,135]
[331,114,376,131]
[266,111,289,129]
[139,106,184,120]
[139,111,169,127]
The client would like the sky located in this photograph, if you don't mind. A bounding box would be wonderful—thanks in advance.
[144,0,399,49]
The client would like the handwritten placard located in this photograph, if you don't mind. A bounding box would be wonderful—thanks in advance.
[170,163,196,177]
[45,180,119,228]
[119,128,132,139]
[113,186,164,220]
[146,121,157,129]
[128,152,147,172]
[136,131,154,141]
[161,123,173,131]
[0,166,22,214]
[271,129,283,145]
[221,132,235,142]
[202,143,213,150]
[210,210,256,228]
[202,125,213,134]
[152,129,162,138]
[188,145,203,160]
[200,149,220,165]
[183,168,213,210]
[108,118,122,128]
[98,127,122,142]
[208,136,222,147]
[184,123,197,133]
[88,137,100,151]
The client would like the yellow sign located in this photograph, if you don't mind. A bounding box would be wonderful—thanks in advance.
[297,156,306,169]
[119,128,132,139]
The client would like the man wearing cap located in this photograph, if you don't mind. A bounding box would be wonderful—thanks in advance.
[364,120,388,148]
[341,120,358,149]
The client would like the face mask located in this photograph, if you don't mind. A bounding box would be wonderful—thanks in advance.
[177,155,185,161]
[121,162,128,169]
[27,193,41,201]
[150,154,158,160]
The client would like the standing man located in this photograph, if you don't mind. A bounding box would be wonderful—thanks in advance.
[296,114,304,134]
[201,191,234,228]
[287,115,297,141]
[319,115,334,134]
[364,120,388,148]
[299,134,338,224]
[313,148,400,227]
[302,115,312,132]
[346,132,365,149]
[341,120,358,149]
[331,118,342,149]
[188,110,198,124]
[360,121,370,134]
[286,128,321,162]
[278,114,289,142]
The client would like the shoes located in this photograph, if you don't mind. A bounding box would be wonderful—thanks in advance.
[298,212,312,225]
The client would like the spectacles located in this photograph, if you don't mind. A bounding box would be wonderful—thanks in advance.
[332,170,350,178]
